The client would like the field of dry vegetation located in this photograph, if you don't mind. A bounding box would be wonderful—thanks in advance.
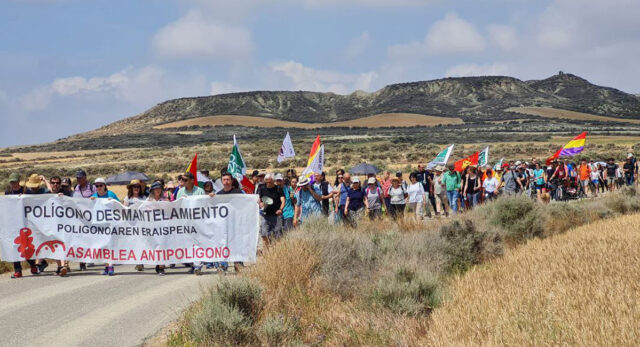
[426,213,640,346]
[167,187,640,346]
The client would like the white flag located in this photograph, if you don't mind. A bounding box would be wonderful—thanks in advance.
[427,144,454,169]
[301,144,324,177]
[277,132,296,163]
[478,146,490,167]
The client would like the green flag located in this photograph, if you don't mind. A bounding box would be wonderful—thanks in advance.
[478,146,489,167]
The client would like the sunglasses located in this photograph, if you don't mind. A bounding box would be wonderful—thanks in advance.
[95,184,105,188]
[51,181,61,185]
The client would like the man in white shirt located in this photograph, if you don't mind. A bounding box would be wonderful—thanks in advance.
[483,170,499,200]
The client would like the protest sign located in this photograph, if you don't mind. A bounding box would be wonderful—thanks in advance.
[0,194,259,264]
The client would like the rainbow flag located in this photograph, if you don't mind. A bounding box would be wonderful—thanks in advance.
[302,135,322,178]
[546,132,587,164]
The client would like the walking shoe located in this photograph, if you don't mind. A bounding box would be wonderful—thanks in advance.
[30,265,39,275]
[194,266,202,276]
[107,266,115,276]
[206,263,215,269]
[11,271,22,279]
[135,264,144,271]
[187,267,195,274]
[158,269,166,276]
[59,267,68,277]
[79,263,87,271]
[38,261,49,273]
[56,266,62,275]
[102,267,109,275]
[169,264,176,269]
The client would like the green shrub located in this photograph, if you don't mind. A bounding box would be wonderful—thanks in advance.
[369,267,441,316]
[259,315,300,346]
[216,278,264,324]
[440,219,503,274]
[489,196,544,242]
[186,289,254,345]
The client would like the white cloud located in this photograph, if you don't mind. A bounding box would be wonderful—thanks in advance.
[488,24,517,51]
[18,66,199,112]
[388,13,485,58]
[152,10,253,60]
[445,63,512,77]
[343,32,371,60]
[270,60,378,94]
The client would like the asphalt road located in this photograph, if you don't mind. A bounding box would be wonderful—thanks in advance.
[0,264,216,347]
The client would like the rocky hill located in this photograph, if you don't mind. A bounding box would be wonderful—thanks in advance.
[82,72,640,137]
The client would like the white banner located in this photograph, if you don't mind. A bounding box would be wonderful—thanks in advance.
[0,194,259,264]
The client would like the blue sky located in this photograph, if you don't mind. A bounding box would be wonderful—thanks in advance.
[1,0,639,147]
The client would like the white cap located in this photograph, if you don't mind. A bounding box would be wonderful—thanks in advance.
[264,173,273,180]
[94,177,107,185]
[275,173,284,181]
[515,161,522,166]
[367,177,376,184]
[628,153,634,158]
[352,177,361,183]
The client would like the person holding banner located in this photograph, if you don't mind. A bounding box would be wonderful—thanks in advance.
[90,178,120,276]
[175,172,213,275]
[8,173,38,278]
[214,172,244,273]
[146,181,169,275]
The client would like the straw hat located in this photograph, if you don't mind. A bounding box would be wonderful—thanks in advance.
[297,176,310,187]
[25,174,42,189]
[127,179,142,188]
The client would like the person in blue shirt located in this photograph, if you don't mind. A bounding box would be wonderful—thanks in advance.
[90,178,120,201]
[89,177,120,276]
[276,173,296,233]
[294,176,322,226]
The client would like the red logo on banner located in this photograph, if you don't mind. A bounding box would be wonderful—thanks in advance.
[36,240,66,256]
[14,227,36,259]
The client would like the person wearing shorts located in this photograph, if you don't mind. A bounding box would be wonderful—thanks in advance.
[258,174,285,246]
[578,159,591,197]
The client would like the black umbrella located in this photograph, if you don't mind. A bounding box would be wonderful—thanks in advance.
[105,171,151,185]
[349,163,381,175]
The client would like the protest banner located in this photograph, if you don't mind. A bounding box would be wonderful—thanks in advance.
[0,194,259,264]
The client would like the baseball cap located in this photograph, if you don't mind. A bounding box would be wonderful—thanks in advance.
[61,178,71,186]
[352,177,361,183]
[150,181,163,190]
[183,172,195,180]
[275,173,284,181]
[94,177,107,185]
[76,170,87,178]
[395,171,402,177]
[252,170,259,177]
[367,177,376,184]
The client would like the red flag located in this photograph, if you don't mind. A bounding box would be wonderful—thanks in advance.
[546,148,562,165]
[454,152,479,172]
[186,153,198,186]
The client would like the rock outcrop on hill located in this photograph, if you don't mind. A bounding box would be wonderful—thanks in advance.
[68,72,640,138]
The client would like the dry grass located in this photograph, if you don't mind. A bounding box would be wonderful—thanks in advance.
[424,213,640,346]
[154,113,463,129]
[508,106,640,125]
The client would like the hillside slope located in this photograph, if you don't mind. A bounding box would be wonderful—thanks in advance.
[82,72,640,137]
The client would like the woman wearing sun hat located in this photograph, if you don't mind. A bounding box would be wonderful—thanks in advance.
[89,178,120,276]
[146,181,169,275]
